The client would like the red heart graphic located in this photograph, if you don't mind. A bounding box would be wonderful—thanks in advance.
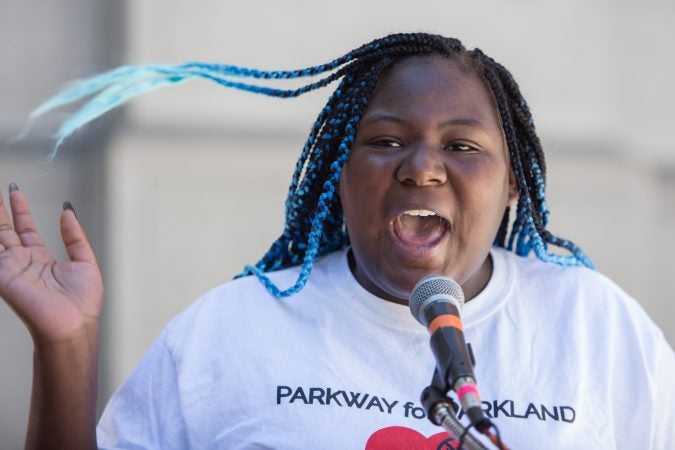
[366,426,458,449]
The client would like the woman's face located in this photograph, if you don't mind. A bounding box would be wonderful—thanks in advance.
[339,56,517,303]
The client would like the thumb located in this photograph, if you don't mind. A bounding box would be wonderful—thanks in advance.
[60,202,98,265]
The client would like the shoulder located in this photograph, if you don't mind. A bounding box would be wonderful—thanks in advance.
[497,246,633,304]
[159,250,346,352]
[494,247,665,348]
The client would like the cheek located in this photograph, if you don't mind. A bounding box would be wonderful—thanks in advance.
[338,165,366,231]
[339,161,388,243]
[452,159,512,223]
[339,157,385,208]
[338,166,356,217]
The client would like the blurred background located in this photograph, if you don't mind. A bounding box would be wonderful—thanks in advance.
[1,0,674,446]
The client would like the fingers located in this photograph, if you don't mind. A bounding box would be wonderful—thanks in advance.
[60,203,98,265]
[0,184,22,250]
[1,185,98,265]
[9,184,47,248]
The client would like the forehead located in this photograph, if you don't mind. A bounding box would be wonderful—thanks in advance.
[364,55,501,130]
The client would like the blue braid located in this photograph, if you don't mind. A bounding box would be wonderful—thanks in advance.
[284,96,332,217]
[240,64,385,296]
[528,154,550,226]
[181,56,351,80]
[477,57,594,269]
[242,117,360,297]
[508,199,528,252]
[30,59,359,158]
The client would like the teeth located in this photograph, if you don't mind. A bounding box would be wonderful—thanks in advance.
[403,209,437,217]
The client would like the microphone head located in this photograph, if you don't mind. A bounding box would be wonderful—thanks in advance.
[409,275,465,325]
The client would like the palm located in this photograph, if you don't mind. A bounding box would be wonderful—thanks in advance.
[0,188,103,343]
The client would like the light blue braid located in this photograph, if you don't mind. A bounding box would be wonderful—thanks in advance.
[29,58,353,159]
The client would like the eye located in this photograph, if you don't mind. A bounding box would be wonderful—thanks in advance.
[370,138,403,149]
[447,142,479,153]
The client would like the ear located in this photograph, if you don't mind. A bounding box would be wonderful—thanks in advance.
[507,166,518,207]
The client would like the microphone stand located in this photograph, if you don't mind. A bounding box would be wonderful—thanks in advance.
[420,371,488,450]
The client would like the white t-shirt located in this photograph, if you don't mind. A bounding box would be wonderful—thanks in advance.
[97,248,675,449]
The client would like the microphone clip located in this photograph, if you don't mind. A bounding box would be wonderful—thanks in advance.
[420,370,490,450]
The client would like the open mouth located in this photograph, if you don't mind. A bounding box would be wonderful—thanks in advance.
[391,209,449,247]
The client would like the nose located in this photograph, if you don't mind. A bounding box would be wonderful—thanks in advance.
[396,143,448,186]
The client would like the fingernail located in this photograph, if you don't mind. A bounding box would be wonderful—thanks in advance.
[9,183,18,192]
[62,201,78,218]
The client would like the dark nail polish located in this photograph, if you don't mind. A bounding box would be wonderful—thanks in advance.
[9,183,18,192]
[62,201,77,218]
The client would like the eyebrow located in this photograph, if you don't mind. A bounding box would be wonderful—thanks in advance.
[359,112,486,129]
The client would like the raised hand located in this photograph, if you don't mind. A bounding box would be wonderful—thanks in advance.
[0,183,103,449]
[0,183,103,343]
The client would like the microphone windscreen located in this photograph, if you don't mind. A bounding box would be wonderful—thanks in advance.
[409,275,465,324]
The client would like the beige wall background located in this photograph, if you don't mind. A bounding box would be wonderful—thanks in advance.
[1,0,674,446]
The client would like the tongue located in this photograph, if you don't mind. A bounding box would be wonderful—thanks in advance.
[393,215,446,246]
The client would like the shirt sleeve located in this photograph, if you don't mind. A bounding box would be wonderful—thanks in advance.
[652,335,675,449]
[97,329,189,449]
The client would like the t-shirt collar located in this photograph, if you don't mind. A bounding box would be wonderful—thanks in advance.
[325,247,515,331]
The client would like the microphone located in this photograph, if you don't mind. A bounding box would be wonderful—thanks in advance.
[409,275,490,431]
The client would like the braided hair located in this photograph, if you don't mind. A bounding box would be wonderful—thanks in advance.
[34,32,593,298]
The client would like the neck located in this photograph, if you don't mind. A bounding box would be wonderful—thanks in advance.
[347,249,494,305]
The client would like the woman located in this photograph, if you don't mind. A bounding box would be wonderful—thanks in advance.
[1,33,673,449]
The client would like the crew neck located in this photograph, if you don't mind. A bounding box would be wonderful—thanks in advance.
[326,247,515,332]
[460,247,515,327]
